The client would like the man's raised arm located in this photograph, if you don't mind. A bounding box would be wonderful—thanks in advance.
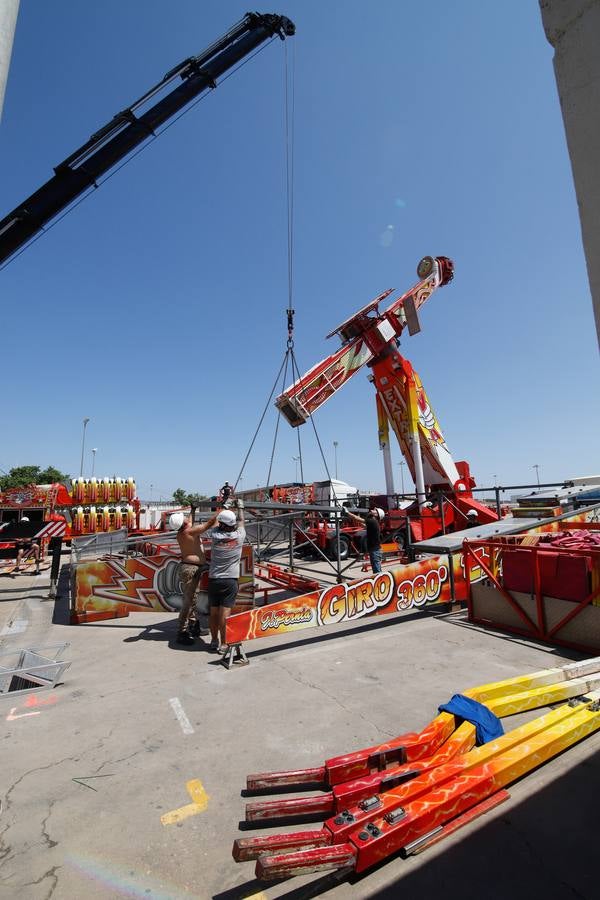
[189,514,218,535]
[236,498,245,527]
[345,509,365,525]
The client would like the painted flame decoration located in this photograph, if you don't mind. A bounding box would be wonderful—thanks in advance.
[90,557,162,608]
[415,375,448,448]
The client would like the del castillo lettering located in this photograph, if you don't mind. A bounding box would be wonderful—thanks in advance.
[260,606,314,631]
[318,572,394,626]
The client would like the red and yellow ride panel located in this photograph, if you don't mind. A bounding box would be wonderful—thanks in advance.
[73,545,254,622]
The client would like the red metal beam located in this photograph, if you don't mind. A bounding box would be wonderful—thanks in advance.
[233,828,330,862]
[256,843,356,880]
[464,542,539,634]
[403,789,510,857]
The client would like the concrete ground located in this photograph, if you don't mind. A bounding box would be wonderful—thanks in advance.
[1,559,599,900]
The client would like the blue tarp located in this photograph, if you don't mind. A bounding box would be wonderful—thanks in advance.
[438,693,504,745]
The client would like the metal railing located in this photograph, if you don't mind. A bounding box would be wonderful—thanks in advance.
[70,528,130,563]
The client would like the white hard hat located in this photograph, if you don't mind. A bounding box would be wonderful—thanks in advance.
[467,509,478,518]
[21,516,30,522]
[374,508,385,520]
[169,512,185,530]
[217,509,237,527]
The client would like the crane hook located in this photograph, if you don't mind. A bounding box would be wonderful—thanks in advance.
[286,307,295,349]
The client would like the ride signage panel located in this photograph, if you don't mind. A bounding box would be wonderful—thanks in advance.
[226,553,472,644]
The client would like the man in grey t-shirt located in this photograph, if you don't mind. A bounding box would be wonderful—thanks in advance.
[196,500,245,652]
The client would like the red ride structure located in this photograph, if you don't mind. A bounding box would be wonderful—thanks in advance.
[276,256,498,544]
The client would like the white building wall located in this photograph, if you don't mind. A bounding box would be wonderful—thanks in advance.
[540,0,600,348]
[0,0,19,122]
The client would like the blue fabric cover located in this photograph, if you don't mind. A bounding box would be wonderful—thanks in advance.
[438,693,504,745]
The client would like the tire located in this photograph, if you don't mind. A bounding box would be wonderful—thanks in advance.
[393,530,406,551]
[328,534,350,561]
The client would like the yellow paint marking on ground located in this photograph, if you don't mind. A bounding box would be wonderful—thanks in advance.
[243,893,268,900]
[161,779,209,826]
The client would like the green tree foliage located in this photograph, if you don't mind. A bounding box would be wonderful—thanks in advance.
[172,489,207,523]
[0,465,70,491]
[39,466,69,484]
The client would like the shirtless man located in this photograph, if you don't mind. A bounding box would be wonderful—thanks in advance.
[171,512,212,645]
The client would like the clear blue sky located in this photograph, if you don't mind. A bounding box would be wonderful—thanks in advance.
[1,0,598,500]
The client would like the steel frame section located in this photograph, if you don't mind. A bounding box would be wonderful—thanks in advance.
[465,538,600,654]
[238,692,600,880]
[243,657,600,792]
[0,643,71,698]
[243,667,600,823]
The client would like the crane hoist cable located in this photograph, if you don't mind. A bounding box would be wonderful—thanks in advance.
[235,39,299,492]
[235,39,335,495]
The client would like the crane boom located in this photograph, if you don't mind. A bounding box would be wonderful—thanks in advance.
[0,12,295,266]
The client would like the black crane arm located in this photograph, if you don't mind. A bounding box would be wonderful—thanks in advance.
[0,12,295,266]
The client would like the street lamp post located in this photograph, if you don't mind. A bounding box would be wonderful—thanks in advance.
[79,417,90,476]
[91,448,97,478]
[333,441,338,479]
[533,464,540,487]
[398,460,406,495]
[292,456,300,483]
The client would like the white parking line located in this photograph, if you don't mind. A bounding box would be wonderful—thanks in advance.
[0,618,28,636]
[168,697,195,735]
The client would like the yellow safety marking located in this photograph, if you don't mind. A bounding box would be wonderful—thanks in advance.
[161,779,209,826]
[243,893,268,900]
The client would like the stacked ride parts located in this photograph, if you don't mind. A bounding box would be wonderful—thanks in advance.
[233,657,600,881]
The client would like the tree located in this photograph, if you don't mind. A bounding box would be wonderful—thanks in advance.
[172,489,208,523]
[0,465,70,491]
[39,466,70,484]
[172,488,187,506]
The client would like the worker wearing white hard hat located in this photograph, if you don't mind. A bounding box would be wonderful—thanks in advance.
[191,495,246,654]
[216,509,237,528]
[172,512,208,645]
[346,506,384,574]
[169,512,185,531]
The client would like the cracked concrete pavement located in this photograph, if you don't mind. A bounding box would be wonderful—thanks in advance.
[1,561,599,899]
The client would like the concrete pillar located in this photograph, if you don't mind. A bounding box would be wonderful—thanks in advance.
[540,0,600,349]
[0,0,19,122]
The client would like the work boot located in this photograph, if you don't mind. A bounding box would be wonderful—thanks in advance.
[209,638,219,652]
[176,631,194,646]
[191,621,210,638]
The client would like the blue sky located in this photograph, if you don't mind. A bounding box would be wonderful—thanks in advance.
[1,0,598,501]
